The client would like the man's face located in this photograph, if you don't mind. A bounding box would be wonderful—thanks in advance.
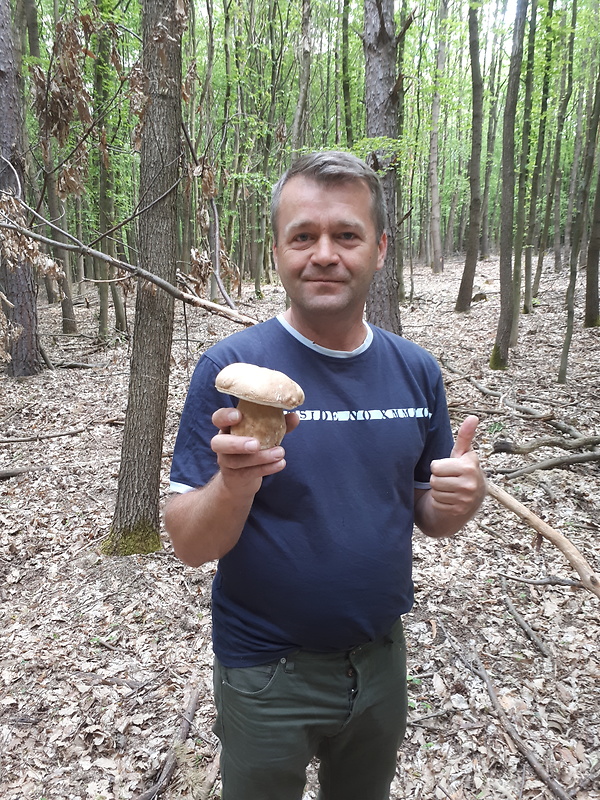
[273,175,387,325]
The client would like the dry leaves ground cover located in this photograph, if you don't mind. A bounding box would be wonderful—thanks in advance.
[1,258,599,800]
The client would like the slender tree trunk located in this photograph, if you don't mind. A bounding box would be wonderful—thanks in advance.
[522,0,555,310]
[564,87,585,256]
[480,0,506,259]
[533,0,575,299]
[428,0,447,274]
[490,0,528,370]
[363,0,401,334]
[455,4,483,313]
[559,64,600,382]
[105,0,183,555]
[585,165,600,328]
[510,0,538,346]
[554,170,562,273]
[290,0,311,156]
[341,0,353,148]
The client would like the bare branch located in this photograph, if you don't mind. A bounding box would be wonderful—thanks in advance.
[0,212,258,328]
[495,451,600,479]
[486,481,600,599]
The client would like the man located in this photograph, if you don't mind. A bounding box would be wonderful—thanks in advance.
[164,151,486,800]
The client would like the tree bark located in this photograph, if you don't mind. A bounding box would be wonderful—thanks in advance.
[290,0,311,156]
[509,0,537,347]
[584,163,600,328]
[490,0,528,370]
[363,0,401,334]
[0,0,43,376]
[455,5,483,313]
[559,63,600,381]
[341,0,353,148]
[428,0,447,275]
[532,0,575,300]
[105,0,183,555]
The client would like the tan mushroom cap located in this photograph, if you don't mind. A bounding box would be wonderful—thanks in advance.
[215,363,305,409]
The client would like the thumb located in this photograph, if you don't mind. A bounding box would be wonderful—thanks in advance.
[450,415,479,458]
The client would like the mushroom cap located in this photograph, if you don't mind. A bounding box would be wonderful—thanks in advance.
[215,362,305,410]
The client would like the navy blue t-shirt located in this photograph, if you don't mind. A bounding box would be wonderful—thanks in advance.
[170,316,454,667]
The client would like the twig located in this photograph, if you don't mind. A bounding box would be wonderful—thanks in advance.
[439,622,573,800]
[486,481,600,600]
[498,572,583,589]
[493,434,600,454]
[197,744,222,800]
[136,686,201,800]
[441,360,584,439]
[0,426,87,444]
[495,451,600,478]
[0,465,51,480]
[500,577,553,658]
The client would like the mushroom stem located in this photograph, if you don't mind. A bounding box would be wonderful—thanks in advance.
[231,399,287,449]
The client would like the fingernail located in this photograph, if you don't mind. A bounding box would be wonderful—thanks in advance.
[271,447,285,460]
[244,439,260,452]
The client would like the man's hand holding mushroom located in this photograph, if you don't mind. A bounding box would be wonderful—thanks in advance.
[163,364,303,567]
[211,363,304,498]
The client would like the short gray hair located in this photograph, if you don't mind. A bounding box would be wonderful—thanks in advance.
[271,151,387,242]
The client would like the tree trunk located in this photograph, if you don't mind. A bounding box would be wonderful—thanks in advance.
[104,0,183,555]
[532,0,575,300]
[480,0,506,259]
[558,63,600,382]
[0,0,43,377]
[428,0,447,275]
[522,0,555,310]
[94,10,127,337]
[455,4,483,313]
[341,0,353,148]
[490,0,528,370]
[510,0,538,346]
[290,0,311,156]
[584,164,600,328]
[363,0,402,334]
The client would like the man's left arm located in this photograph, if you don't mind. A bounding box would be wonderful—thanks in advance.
[414,415,487,539]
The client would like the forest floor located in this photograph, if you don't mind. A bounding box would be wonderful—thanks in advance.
[1,256,599,800]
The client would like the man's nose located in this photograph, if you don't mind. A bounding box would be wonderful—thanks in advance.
[311,235,339,265]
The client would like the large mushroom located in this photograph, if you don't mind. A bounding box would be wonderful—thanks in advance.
[215,362,305,449]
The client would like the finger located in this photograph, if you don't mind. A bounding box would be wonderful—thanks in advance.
[212,407,241,432]
[285,411,300,434]
[451,415,479,459]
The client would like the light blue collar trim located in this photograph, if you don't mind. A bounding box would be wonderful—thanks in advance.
[276,314,373,358]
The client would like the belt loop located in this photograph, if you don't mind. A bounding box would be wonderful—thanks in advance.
[284,658,295,673]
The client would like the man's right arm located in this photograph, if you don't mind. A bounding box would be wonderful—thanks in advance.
[163,407,294,566]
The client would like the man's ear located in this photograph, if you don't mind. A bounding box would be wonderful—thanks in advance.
[376,232,388,271]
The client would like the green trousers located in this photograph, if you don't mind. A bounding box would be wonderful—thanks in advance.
[213,618,407,800]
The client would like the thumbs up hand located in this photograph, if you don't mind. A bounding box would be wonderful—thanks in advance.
[426,415,486,523]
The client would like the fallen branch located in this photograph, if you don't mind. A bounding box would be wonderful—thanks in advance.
[0,426,87,444]
[197,744,222,800]
[441,360,583,439]
[494,451,600,479]
[440,622,573,800]
[500,577,553,658]
[494,434,600,454]
[0,465,51,480]
[136,686,201,800]
[498,572,583,589]
[486,481,600,600]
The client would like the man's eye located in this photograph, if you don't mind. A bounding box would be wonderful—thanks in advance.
[340,232,357,240]
[294,233,310,242]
